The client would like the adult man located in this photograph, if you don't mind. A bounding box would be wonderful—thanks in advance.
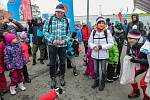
[32,17,45,65]
[81,21,91,54]
[43,4,71,88]
[126,14,144,38]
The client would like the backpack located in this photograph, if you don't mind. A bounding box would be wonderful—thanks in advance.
[92,29,108,43]
[47,15,69,34]
[66,40,79,57]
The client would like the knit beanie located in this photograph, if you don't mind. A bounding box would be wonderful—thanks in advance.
[115,23,123,30]
[55,4,65,12]
[96,16,106,24]
[128,29,141,39]
[20,32,27,39]
[5,33,16,43]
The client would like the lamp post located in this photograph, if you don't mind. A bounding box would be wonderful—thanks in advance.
[87,0,89,24]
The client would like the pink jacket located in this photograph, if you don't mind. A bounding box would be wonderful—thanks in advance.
[21,42,30,62]
[0,41,5,73]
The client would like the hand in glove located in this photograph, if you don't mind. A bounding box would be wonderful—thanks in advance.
[98,45,102,50]
[130,56,139,63]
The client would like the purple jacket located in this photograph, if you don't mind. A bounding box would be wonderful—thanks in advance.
[4,43,27,70]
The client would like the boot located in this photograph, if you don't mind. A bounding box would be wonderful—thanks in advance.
[24,77,31,83]
[73,67,78,76]
[10,86,16,95]
[99,81,105,91]
[32,59,36,65]
[143,95,150,100]
[128,82,140,98]
[47,63,50,66]
[51,78,57,89]
[60,76,65,87]
[37,58,42,61]
[40,60,44,64]
[141,85,150,100]
[56,70,61,76]
[18,82,26,91]
[91,80,99,89]
[23,65,31,83]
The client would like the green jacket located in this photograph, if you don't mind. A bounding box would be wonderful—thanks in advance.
[108,41,119,65]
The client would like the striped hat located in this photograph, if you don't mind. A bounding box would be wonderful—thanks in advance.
[128,29,141,39]
[55,4,65,13]
[96,16,106,24]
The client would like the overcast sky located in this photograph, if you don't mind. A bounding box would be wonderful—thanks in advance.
[31,0,144,16]
[1,0,144,16]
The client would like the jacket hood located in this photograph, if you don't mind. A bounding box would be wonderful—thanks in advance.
[131,14,139,22]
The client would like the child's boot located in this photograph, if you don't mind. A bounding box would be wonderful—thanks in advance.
[32,59,36,65]
[10,86,16,95]
[91,80,99,89]
[73,67,78,76]
[18,82,26,91]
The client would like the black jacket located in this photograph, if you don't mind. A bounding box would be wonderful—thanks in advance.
[32,24,44,45]
[126,38,149,68]
[126,14,145,38]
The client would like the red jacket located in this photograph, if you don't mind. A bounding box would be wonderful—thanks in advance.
[39,90,58,100]
[81,25,91,42]
[0,41,5,73]
[21,42,30,62]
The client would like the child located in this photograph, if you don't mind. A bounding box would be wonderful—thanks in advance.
[126,28,149,100]
[4,33,26,95]
[114,23,125,79]
[39,87,63,100]
[0,34,7,95]
[66,32,79,76]
[84,47,94,79]
[88,16,114,91]
[20,32,31,83]
[107,40,119,83]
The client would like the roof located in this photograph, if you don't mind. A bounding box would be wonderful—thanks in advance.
[134,0,150,13]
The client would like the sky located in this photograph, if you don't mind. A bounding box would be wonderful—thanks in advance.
[0,0,144,16]
[31,0,144,16]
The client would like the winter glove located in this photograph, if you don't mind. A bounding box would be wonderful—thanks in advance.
[98,45,102,50]
[130,56,139,63]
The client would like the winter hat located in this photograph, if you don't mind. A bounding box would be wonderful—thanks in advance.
[115,23,123,30]
[55,4,65,13]
[20,31,27,39]
[5,33,16,43]
[96,16,106,24]
[128,26,141,39]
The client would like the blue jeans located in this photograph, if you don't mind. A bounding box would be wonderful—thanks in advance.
[48,45,66,78]
[93,59,107,85]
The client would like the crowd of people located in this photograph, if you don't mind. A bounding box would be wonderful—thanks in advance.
[0,3,150,100]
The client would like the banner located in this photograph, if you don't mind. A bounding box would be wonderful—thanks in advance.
[58,0,75,31]
[7,0,22,20]
[7,0,32,21]
[118,12,123,24]
[21,0,33,21]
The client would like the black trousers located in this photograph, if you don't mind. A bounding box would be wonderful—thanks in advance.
[83,41,88,54]
[48,46,66,78]
[22,65,29,79]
